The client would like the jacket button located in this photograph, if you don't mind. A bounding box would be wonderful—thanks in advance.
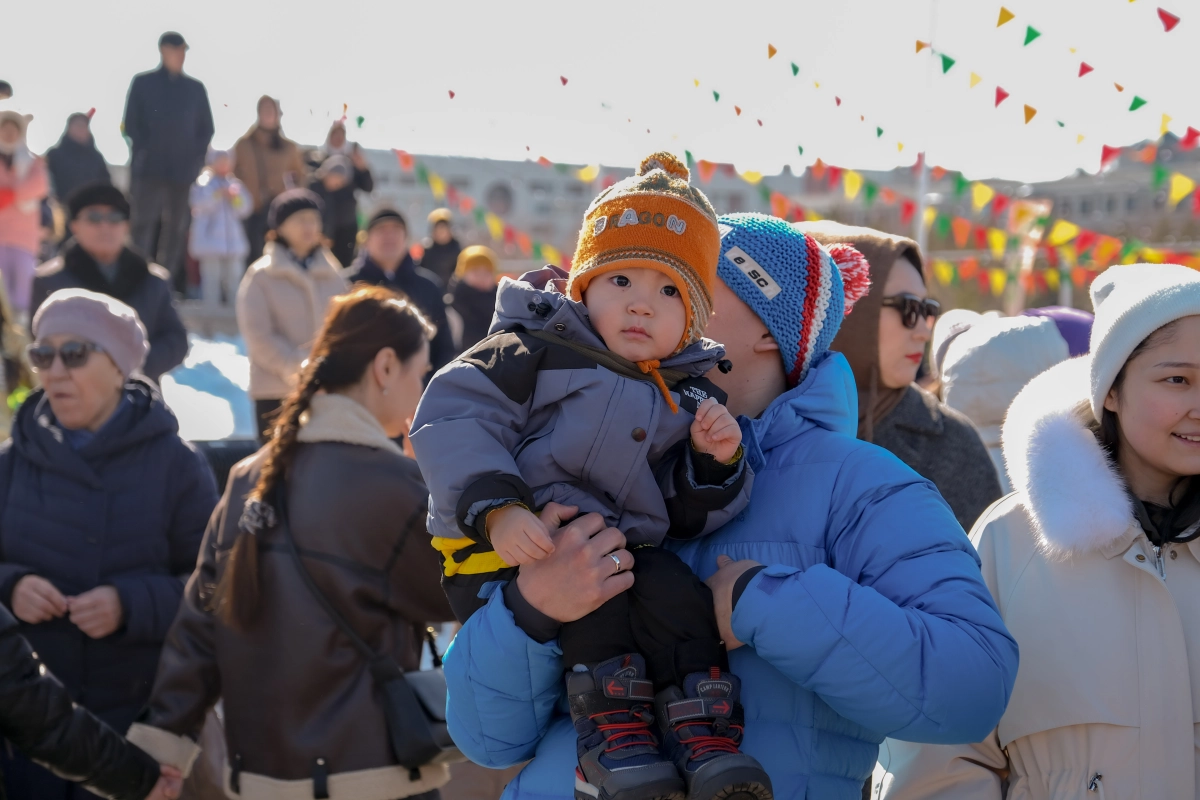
[631,427,647,442]
[1135,554,1146,562]
[554,323,566,331]
[1171,549,1179,560]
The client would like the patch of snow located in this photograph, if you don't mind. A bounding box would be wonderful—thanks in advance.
[161,334,256,441]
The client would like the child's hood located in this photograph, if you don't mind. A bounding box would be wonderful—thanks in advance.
[491,265,726,377]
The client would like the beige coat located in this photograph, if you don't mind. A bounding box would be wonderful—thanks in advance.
[232,127,308,212]
[236,242,348,400]
[874,357,1200,800]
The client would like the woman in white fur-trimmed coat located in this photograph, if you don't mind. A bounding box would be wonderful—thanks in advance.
[873,263,1200,800]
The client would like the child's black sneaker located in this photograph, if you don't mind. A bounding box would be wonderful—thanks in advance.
[655,668,772,800]
[568,654,685,800]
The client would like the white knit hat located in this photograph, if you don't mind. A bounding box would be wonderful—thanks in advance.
[1088,263,1200,420]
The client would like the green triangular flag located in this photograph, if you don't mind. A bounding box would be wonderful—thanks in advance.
[953,172,969,197]
[940,54,956,73]
[473,208,485,225]
[1152,164,1168,188]
[532,242,543,260]
[1130,95,1147,111]
[1119,239,1143,260]
[876,127,884,138]
[790,62,799,76]
[554,163,569,174]
[936,215,951,238]
[713,90,720,102]
[797,145,804,155]
[415,164,429,185]
[1056,121,1065,128]
[864,182,879,206]
[685,151,695,167]
[1023,26,1041,45]
[758,184,771,203]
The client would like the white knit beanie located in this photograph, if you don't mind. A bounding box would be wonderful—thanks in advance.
[1088,263,1200,420]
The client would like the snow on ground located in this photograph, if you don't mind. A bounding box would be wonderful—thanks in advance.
[160,334,256,441]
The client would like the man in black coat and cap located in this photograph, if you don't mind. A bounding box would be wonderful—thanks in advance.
[121,32,214,293]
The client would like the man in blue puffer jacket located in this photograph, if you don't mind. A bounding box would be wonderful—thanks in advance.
[443,213,1018,800]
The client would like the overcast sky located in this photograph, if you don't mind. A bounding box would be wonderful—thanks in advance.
[4,0,1194,182]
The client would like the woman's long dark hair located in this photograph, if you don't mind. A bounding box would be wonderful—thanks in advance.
[211,285,433,631]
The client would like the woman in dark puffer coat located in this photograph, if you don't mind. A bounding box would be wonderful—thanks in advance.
[0,288,217,800]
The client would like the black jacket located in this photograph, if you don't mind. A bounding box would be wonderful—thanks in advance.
[0,605,161,800]
[121,67,214,184]
[44,134,111,203]
[306,151,374,232]
[420,238,462,287]
[31,243,189,382]
[450,279,497,353]
[345,254,455,371]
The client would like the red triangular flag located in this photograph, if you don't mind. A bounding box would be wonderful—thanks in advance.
[1181,126,1200,150]
[734,106,742,116]
[900,198,917,226]
[1078,62,1093,77]
[1158,8,1181,31]
[827,166,843,186]
[1100,145,1123,167]
[85,107,97,120]
[757,119,763,127]
[560,76,568,86]
[835,97,842,106]
[991,193,1010,217]
[973,226,988,250]
[995,87,1010,107]
[448,90,456,99]
[1075,230,1099,253]
[1192,188,1200,218]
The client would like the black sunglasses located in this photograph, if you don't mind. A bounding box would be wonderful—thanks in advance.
[27,341,105,371]
[80,209,127,225]
[881,294,941,329]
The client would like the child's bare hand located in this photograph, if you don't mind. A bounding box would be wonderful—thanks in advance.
[690,397,742,464]
[487,505,556,565]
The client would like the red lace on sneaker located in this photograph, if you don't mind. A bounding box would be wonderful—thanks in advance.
[591,708,659,753]
[675,724,745,758]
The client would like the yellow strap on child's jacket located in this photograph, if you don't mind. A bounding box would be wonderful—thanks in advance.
[431,536,512,576]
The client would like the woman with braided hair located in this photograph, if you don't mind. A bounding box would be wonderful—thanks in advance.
[127,285,455,800]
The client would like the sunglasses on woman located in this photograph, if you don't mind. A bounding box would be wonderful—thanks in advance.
[881,294,942,329]
[27,341,105,371]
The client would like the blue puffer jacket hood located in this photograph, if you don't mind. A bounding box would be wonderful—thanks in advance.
[441,350,1018,800]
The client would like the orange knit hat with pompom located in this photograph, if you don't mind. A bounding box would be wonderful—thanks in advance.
[568,152,720,353]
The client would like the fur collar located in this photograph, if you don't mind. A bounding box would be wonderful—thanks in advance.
[1001,357,1134,558]
[62,242,150,302]
[297,393,402,456]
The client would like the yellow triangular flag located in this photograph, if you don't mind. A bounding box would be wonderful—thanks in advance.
[1077,134,1086,144]
[843,170,864,200]
[428,172,447,200]
[804,209,822,222]
[997,7,1015,27]
[987,228,1008,259]
[814,81,820,88]
[923,206,938,229]
[484,212,504,241]
[1058,245,1077,266]
[1169,172,1196,207]
[740,171,764,185]
[933,260,956,285]
[1047,219,1080,246]
[1069,47,1077,53]
[916,40,930,53]
[576,164,600,183]
[971,182,996,213]
[1162,113,1173,136]
[969,72,982,88]
[1045,269,1061,291]
[1141,247,1166,263]
[989,268,1008,297]
[897,142,905,152]
[768,43,778,59]
[694,79,700,88]
[1024,105,1037,124]
[541,244,562,265]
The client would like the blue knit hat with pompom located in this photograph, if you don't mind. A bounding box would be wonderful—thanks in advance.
[716,213,871,386]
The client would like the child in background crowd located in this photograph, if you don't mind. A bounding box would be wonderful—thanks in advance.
[0,109,48,325]
[189,149,252,309]
[413,153,785,800]
[449,244,500,351]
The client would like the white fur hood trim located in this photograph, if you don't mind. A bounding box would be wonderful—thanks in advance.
[1001,356,1134,558]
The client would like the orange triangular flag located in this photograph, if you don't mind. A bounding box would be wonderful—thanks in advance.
[1024,104,1037,124]
[1114,82,1125,92]
[916,40,931,53]
[997,7,1015,26]
[734,106,742,116]
[768,43,778,58]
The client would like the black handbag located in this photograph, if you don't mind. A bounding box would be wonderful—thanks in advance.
[276,484,464,775]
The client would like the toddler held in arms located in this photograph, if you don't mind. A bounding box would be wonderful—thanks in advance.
[411,153,830,800]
